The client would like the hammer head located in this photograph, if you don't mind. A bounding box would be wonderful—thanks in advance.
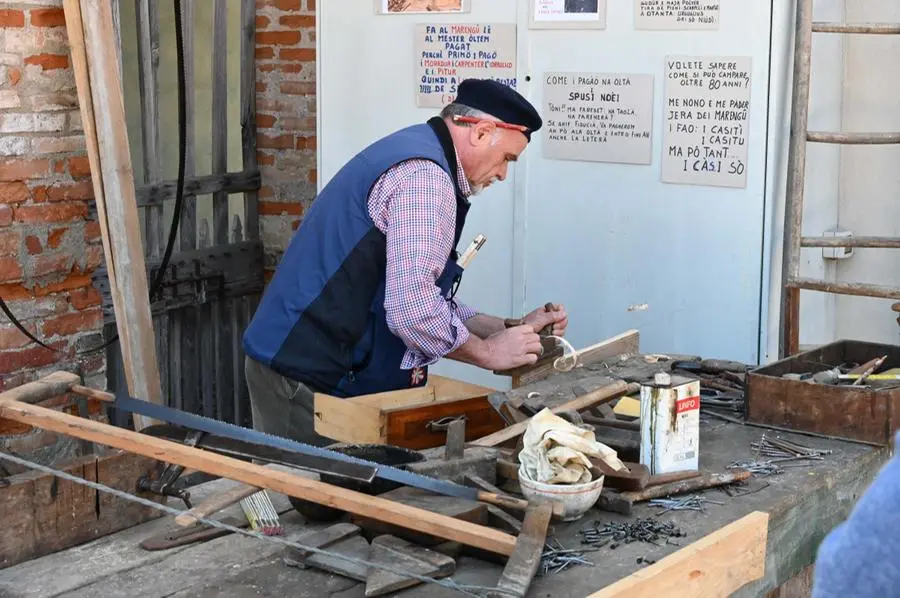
[811,368,841,385]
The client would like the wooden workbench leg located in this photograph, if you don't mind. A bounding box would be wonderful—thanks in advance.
[488,502,553,598]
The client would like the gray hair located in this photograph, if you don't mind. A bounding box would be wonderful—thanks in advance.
[440,102,497,123]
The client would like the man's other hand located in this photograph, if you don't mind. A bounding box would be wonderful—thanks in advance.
[484,324,543,370]
[523,303,568,336]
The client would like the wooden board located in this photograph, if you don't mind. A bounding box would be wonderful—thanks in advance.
[509,330,640,388]
[0,451,163,569]
[587,511,769,598]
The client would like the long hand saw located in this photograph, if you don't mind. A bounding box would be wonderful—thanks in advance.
[105,392,541,515]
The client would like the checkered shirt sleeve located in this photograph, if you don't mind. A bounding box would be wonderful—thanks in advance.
[368,159,478,369]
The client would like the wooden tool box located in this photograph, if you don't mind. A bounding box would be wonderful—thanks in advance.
[746,339,900,445]
[313,375,506,449]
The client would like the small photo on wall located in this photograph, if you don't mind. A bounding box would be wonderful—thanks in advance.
[530,0,607,29]
[380,0,466,13]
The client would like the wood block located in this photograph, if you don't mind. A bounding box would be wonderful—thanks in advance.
[284,523,370,581]
[488,503,554,598]
[592,460,650,491]
[365,535,456,597]
[0,451,163,569]
[350,487,488,547]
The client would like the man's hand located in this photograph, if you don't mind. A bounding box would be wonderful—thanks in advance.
[483,325,543,370]
[522,303,568,336]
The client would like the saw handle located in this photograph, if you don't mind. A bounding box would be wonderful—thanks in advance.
[477,491,565,519]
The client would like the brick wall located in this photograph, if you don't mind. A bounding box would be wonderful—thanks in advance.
[0,2,105,391]
[254,0,317,273]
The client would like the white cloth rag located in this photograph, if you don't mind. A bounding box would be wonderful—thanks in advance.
[518,408,627,485]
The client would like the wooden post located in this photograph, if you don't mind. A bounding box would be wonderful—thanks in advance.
[66,0,164,428]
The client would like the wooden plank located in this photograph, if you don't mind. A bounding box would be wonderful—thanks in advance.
[365,535,456,597]
[0,451,163,570]
[0,399,519,556]
[489,503,553,598]
[75,0,164,428]
[0,371,79,405]
[587,511,769,598]
[136,171,260,207]
[198,220,215,417]
[240,0,259,241]
[512,330,640,387]
[470,381,639,447]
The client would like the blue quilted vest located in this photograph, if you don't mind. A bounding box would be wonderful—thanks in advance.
[242,118,470,398]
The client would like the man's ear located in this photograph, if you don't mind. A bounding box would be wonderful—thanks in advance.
[470,121,497,146]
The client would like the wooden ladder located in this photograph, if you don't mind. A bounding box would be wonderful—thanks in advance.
[780,0,900,357]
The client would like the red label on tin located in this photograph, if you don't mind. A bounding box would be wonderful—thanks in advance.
[676,396,700,414]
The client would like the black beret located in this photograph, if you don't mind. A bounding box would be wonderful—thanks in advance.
[454,79,542,141]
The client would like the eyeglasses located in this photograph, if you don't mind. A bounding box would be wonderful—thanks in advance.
[452,115,529,134]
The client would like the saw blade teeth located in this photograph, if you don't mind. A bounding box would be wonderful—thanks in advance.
[116,394,477,501]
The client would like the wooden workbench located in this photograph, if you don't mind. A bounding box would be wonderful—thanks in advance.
[0,356,888,597]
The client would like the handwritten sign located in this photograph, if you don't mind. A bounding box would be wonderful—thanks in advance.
[543,72,654,164]
[533,0,607,27]
[635,0,719,30]
[414,23,517,108]
[661,56,752,188]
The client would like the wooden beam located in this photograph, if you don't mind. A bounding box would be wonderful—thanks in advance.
[489,503,553,597]
[0,397,519,556]
[587,511,769,598]
[73,0,164,428]
[470,381,639,447]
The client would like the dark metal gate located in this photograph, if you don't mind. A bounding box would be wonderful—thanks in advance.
[97,0,261,426]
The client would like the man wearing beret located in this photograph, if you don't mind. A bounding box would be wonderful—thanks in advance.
[242,78,568,444]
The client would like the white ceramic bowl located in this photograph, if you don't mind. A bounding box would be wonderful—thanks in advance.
[517,465,605,522]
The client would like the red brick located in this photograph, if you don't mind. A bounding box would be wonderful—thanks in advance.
[257,152,275,166]
[42,308,101,337]
[308,0,315,10]
[33,253,71,277]
[85,245,103,269]
[0,230,18,256]
[0,159,50,181]
[69,285,101,310]
[280,81,315,95]
[257,31,301,46]
[308,169,317,183]
[31,8,66,27]
[53,160,65,174]
[0,182,29,204]
[0,9,25,28]
[279,15,315,28]
[256,82,267,93]
[0,326,30,350]
[256,47,275,60]
[24,235,42,255]
[256,15,270,28]
[279,48,315,61]
[259,201,303,216]
[0,206,11,226]
[8,68,21,86]
[292,218,300,230]
[258,133,293,149]
[24,54,69,71]
[15,203,87,224]
[68,155,92,178]
[258,0,303,9]
[0,257,22,283]
[259,64,276,73]
[259,185,274,198]
[257,113,277,128]
[84,221,101,243]
[47,227,67,249]
[258,99,291,112]
[280,116,317,132]
[277,63,304,74]
[44,180,94,202]
[0,342,67,375]
[296,135,317,150]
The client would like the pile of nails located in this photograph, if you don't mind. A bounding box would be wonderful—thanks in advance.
[578,518,687,550]
[730,433,832,477]
[538,537,597,577]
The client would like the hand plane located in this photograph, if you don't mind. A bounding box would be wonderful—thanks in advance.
[494,302,563,377]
